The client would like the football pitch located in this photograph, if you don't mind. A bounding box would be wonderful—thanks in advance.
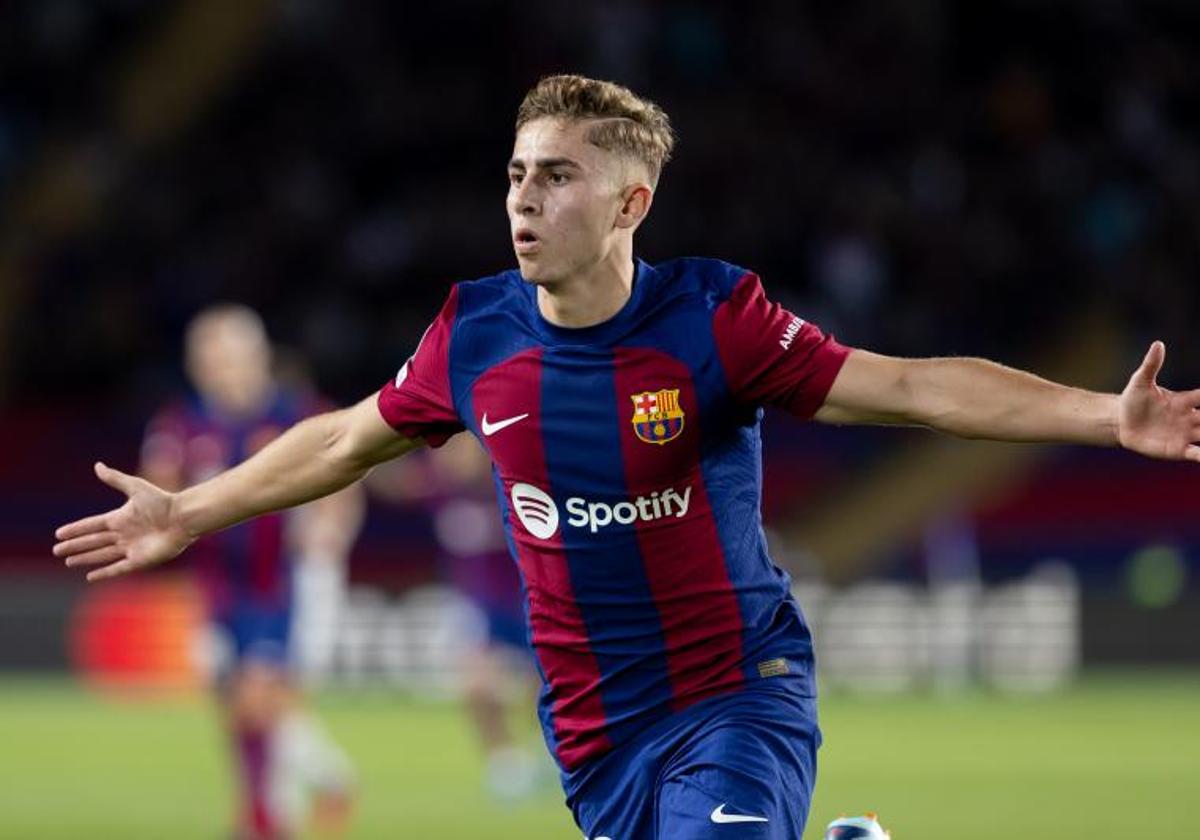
[2,673,1197,839]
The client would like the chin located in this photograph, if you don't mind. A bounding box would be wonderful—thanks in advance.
[516,258,558,286]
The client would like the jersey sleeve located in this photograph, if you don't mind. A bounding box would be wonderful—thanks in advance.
[377,286,465,448]
[140,404,188,474]
[712,272,851,419]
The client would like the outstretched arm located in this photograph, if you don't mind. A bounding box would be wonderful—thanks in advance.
[815,341,1200,462]
[54,395,422,581]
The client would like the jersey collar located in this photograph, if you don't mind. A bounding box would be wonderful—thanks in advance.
[527,258,656,346]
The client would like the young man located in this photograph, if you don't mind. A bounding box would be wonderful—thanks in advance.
[140,305,361,839]
[55,76,1199,839]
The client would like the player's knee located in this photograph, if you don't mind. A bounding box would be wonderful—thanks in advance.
[233,662,293,726]
[461,650,505,699]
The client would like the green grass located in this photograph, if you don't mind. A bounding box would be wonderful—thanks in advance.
[1,673,1197,838]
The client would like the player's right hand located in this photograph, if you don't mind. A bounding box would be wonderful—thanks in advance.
[53,462,195,582]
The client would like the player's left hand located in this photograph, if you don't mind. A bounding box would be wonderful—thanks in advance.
[1117,341,1200,462]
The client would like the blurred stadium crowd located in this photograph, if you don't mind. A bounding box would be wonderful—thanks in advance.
[2,0,1198,409]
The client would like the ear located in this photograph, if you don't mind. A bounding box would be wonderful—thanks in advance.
[614,182,653,230]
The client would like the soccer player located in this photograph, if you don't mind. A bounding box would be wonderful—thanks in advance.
[55,76,1200,839]
[372,435,543,800]
[139,305,361,839]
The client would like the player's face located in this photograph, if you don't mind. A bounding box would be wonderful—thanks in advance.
[185,312,273,414]
[507,118,627,285]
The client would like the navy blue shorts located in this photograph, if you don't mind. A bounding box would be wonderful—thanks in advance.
[215,601,293,668]
[484,606,531,652]
[565,687,820,840]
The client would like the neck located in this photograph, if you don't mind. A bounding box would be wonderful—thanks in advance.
[207,381,275,421]
[536,240,636,328]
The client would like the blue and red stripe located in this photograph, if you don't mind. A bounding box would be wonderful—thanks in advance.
[538,348,676,762]
[613,348,747,710]
[472,349,615,770]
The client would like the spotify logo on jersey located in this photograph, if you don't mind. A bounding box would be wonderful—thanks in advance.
[510,482,560,540]
[510,481,694,540]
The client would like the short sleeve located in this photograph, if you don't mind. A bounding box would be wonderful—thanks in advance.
[712,272,851,418]
[141,405,188,472]
[377,286,465,447]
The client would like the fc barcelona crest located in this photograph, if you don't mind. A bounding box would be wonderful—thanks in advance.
[630,388,685,445]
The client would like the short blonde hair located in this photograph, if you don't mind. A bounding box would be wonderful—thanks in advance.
[516,74,675,184]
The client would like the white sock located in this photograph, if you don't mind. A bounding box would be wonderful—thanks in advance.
[485,745,538,801]
[292,557,347,685]
[269,712,356,830]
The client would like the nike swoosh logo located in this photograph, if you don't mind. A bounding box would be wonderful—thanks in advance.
[481,412,529,436]
[710,804,769,824]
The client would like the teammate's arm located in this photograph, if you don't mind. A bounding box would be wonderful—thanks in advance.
[54,395,422,581]
[814,342,1200,462]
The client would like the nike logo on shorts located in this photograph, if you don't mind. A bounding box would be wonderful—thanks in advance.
[711,803,769,824]
[481,412,529,436]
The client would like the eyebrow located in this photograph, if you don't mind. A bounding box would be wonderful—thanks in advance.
[507,156,583,171]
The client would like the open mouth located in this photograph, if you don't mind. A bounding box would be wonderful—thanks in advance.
[514,229,541,254]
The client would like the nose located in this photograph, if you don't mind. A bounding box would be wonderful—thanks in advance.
[511,178,541,216]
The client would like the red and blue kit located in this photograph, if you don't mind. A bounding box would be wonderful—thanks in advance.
[379,256,848,765]
[143,390,321,665]
[378,257,849,836]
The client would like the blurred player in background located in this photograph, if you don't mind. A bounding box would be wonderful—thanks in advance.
[56,76,1200,838]
[140,305,363,840]
[372,435,542,801]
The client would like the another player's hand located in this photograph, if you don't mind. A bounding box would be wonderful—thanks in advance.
[1117,341,1200,463]
[53,462,195,582]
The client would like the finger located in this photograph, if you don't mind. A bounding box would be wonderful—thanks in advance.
[64,544,126,568]
[1133,341,1165,386]
[95,462,138,496]
[87,558,146,583]
[1186,445,1200,464]
[52,532,118,558]
[55,512,112,541]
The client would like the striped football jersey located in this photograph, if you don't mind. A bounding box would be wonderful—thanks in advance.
[378,257,849,771]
